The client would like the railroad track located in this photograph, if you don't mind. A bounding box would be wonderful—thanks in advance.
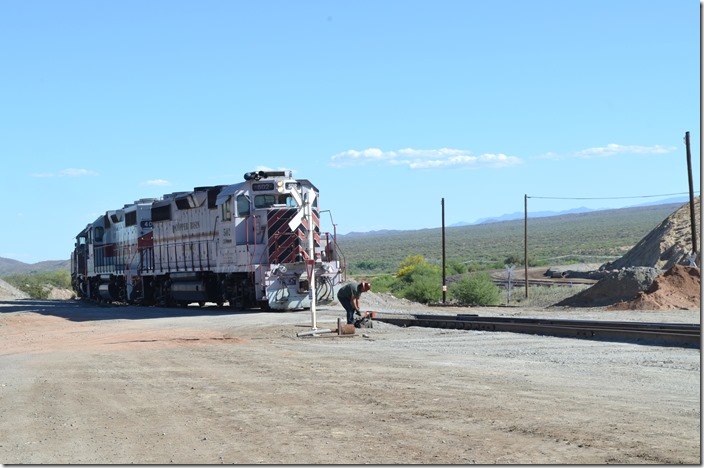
[372,312,701,348]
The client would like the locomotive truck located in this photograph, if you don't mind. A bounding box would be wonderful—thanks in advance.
[70,170,345,310]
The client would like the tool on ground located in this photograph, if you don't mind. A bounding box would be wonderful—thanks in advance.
[354,311,375,328]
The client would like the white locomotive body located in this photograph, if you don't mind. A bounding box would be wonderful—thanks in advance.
[71,171,344,310]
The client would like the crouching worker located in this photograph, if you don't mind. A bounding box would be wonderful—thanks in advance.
[337,281,371,325]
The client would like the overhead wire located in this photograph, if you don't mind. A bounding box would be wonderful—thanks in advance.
[527,191,699,201]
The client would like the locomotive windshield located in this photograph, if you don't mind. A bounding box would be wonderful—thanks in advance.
[254,194,298,209]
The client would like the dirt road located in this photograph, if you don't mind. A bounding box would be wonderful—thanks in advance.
[0,299,700,464]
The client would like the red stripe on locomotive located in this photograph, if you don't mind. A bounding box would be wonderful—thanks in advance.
[267,208,321,264]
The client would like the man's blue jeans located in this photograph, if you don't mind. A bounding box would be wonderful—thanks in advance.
[339,297,356,324]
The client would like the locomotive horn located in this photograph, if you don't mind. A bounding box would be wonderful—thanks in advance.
[243,171,262,181]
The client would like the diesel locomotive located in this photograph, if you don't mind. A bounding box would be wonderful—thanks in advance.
[70,170,345,310]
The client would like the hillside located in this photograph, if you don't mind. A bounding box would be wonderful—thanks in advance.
[0,258,70,276]
[337,202,686,273]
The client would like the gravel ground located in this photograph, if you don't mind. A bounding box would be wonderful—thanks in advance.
[0,297,700,464]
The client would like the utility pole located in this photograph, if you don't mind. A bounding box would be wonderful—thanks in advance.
[524,194,529,298]
[441,198,447,303]
[685,131,698,254]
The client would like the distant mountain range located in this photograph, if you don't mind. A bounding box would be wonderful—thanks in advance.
[0,257,70,276]
[451,196,691,227]
[341,196,693,237]
[453,206,594,227]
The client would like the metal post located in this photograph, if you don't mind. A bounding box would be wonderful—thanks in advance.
[306,193,317,330]
[524,194,529,298]
[505,265,514,305]
[441,198,446,303]
[685,131,698,254]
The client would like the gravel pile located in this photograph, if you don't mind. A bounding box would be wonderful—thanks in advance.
[554,267,662,308]
[607,265,701,310]
[603,197,700,271]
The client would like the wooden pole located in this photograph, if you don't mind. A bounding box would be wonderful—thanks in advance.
[441,198,447,303]
[685,131,698,253]
[524,194,528,298]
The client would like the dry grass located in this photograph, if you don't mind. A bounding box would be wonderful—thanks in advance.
[501,283,591,308]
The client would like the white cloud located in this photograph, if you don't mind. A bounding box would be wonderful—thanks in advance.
[31,168,98,177]
[330,148,398,166]
[60,168,98,176]
[575,144,677,158]
[330,147,522,169]
[143,179,171,187]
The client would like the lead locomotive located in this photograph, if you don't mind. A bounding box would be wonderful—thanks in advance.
[70,171,344,310]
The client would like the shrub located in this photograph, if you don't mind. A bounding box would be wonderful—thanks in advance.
[392,255,443,304]
[396,274,442,304]
[450,272,500,306]
[396,255,429,279]
[447,261,467,275]
[367,274,395,293]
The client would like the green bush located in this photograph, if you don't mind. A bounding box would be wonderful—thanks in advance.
[396,273,442,304]
[450,272,500,306]
[447,260,467,275]
[367,274,395,293]
[392,255,442,304]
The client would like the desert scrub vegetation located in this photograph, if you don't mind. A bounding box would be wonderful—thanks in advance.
[2,270,71,299]
[363,255,501,306]
[339,203,680,276]
[450,272,501,306]
[507,283,591,308]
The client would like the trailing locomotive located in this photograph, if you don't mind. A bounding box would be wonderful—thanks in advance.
[70,170,345,310]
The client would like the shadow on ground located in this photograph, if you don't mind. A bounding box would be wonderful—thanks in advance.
[0,298,271,322]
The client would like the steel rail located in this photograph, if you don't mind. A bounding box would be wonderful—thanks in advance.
[372,312,701,348]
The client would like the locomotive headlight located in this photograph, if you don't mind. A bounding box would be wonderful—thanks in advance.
[277,180,284,193]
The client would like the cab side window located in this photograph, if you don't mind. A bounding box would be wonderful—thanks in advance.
[222,197,232,221]
[237,195,251,217]
[93,227,104,242]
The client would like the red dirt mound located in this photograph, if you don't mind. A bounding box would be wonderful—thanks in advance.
[607,265,700,311]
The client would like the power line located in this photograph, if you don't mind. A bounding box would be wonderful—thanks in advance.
[527,191,699,201]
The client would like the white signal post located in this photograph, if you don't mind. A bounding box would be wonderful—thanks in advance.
[305,191,317,330]
[290,187,323,336]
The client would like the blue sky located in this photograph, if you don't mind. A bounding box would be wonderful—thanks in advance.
[0,0,700,263]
